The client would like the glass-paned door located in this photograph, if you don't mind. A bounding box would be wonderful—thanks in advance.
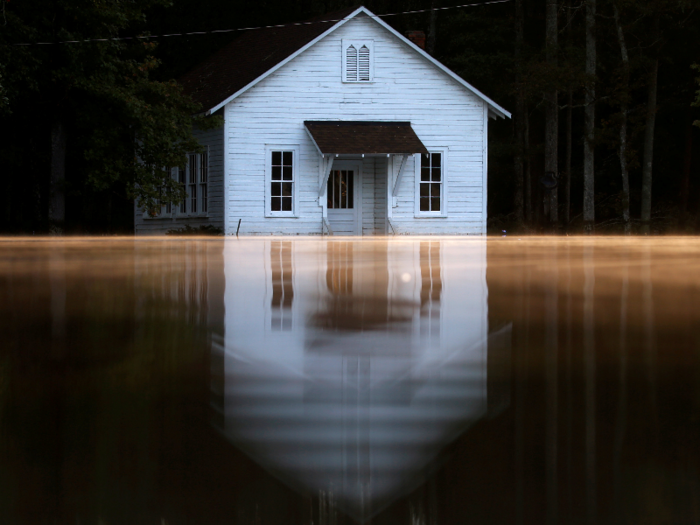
[327,164,360,235]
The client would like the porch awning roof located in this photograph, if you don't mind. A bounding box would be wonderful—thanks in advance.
[304,121,429,155]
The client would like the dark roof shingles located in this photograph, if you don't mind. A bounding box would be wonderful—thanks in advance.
[179,7,359,112]
[304,121,429,154]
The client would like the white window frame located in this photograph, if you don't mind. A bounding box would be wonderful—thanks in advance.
[342,40,374,83]
[175,147,210,218]
[265,145,300,218]
[414,149,448,218]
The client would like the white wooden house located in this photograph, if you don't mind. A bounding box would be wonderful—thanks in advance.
[134,6,510,236]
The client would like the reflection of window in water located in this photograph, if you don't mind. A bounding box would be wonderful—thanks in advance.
[420,242,441,339]
[271,241,293,331]
[326,242,353,295]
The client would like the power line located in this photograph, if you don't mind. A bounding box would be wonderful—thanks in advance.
[8,0,512,46]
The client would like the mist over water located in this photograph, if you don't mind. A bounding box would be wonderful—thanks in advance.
[1,237,699,524]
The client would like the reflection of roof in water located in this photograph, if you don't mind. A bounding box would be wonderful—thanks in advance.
[219,342,486,521]
[216,330,504,522]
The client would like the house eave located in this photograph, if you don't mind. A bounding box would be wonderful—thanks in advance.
[202,6,511,119]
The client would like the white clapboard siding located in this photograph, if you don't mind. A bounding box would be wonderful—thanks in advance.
[135,125,225,235]
[224,14,489,236]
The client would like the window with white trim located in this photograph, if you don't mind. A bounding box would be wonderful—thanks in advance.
[176,149,209,216]
[342,40,373,82]
[417,152,445,215]
[266,147,298,216]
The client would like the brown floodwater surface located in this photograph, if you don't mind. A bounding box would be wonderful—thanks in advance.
[0,237,699,524]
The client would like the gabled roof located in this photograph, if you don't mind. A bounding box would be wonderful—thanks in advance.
[180,6,511,119]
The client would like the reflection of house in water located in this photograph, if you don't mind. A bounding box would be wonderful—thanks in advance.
[216,239,505,522]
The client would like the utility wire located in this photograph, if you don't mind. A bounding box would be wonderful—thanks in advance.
[7,0,512,46]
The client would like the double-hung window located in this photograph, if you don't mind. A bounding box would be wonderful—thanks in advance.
[175,148,209,216]
[342,40,373,82]
[266,146,298,217]
[416,151,446,216]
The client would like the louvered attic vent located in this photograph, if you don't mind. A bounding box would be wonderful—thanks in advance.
[343,40,373,82]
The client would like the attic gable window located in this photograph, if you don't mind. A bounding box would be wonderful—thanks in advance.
[342,40,373,82]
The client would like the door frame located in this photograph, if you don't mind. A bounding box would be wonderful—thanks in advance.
[327,160,362,236]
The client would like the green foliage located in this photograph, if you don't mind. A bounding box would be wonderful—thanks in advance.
[0,0,221,223]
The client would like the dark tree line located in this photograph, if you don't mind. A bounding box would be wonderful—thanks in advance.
[0,0,699,234]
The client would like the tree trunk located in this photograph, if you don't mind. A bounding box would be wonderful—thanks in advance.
[564,0,573,230]
[427,0,438,56]
[679,117,693,229]
[50,120,66,234]
[640,19,659,234]
[514,0,526,228]
[525,104,533,225]
[613,3,631,234]
[545,0,559,230]
[583,0,596,234]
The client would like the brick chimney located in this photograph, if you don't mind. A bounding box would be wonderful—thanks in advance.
[405,30,426,50]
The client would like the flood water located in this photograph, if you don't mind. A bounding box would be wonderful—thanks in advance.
[1,237,699,525]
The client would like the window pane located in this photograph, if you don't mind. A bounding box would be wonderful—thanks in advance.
[347,171,354,209]
[200,153,208,182]
[271,166,282,180]
[283,151,293,166]
[271,197,281,211]
[420,197,429,211]
[431,183,441,199]
[420,184,429,197]
[282,197,292,211]
[189,155,197,184]
[327,173,334,209]
[341,171,347,209]
[431,196,440,212]
[272,151,281,165]
[432,153,441,168]
[432,167,441,182]
[271,182,281,197]
[421,166,430,182]
[282,182,293,197]
[334,171,341,209]
[283,167,293,181]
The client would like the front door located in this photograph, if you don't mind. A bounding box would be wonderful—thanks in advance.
[327,163,361,235]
